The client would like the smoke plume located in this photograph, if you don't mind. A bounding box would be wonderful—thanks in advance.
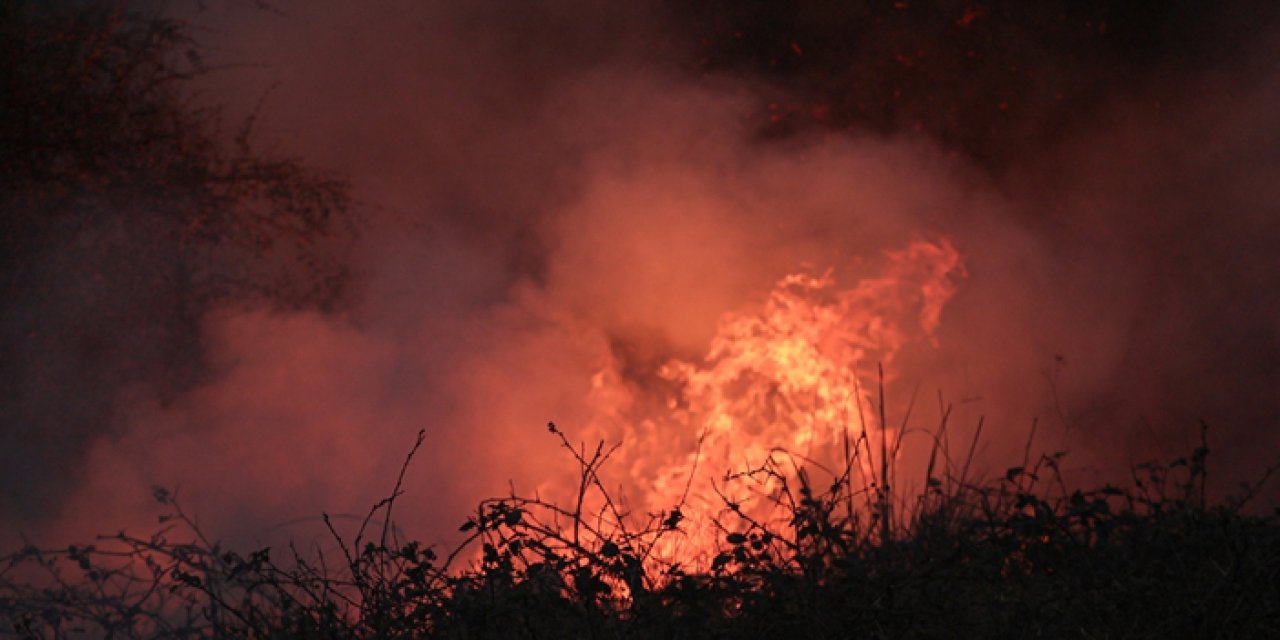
[6,0,1280,550]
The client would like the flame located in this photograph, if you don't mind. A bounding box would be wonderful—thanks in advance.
[577,238,964,568]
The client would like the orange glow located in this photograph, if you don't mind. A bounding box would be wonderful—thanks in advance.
[584,239,964,568]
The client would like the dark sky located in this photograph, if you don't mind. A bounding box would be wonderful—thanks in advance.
[4,0,1279,548]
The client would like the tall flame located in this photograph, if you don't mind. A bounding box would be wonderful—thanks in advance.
[584,238,964,566]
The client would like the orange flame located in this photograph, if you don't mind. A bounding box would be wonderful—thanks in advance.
[584,238,964,568]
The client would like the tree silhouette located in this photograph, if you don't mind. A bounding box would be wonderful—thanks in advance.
[0,1,359,520]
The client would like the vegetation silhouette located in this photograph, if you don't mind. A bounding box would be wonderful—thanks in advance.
[3,3,1279,638]
[3,407,1278,638]
[0,1,359,519]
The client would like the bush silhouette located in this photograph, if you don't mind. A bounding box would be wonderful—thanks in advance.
[4,415,1278,639]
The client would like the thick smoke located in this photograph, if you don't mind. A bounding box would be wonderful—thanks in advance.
[7,1,1280,549]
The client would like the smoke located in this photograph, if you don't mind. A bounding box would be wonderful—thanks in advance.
[7,0,1280,549]
[1012,69,1280,472]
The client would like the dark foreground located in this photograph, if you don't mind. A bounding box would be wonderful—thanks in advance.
[3,429,1278,639]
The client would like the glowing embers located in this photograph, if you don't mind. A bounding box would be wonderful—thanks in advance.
[589,238,965,567]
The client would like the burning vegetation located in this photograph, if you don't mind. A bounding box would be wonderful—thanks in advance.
[5,0,1280,637]
[5,230,1279,636]
[581,238,964,567]
[4,408,1279,637]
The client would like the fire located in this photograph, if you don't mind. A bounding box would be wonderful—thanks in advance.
[584,238,965,568]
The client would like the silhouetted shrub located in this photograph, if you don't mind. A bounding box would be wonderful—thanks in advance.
[4,418,1278,638]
